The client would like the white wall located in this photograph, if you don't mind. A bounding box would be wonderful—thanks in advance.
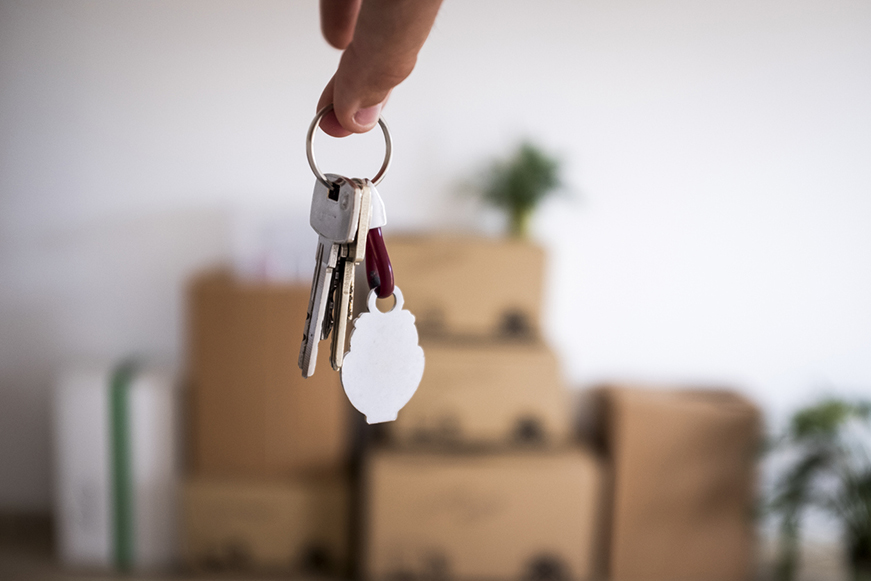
[1,0,869,509]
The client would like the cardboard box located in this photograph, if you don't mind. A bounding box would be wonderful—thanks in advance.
[601,386,761,581]
[187,271,349,477]
[385,235,545,339]
[387,340,572,447]
[364,448,605,581]
[182,476,349,575]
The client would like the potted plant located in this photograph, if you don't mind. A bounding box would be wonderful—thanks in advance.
[479,141,563,238]
[767,398,871,581]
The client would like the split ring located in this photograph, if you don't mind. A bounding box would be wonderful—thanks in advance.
[306,104,393,187]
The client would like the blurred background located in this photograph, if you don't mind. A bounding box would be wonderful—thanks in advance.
[1,0,870,579]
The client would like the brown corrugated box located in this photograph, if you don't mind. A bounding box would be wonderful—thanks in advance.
[181,475,349,575]
[386,340,572,448]
[601,386,761,581]
[386,235,545,338]
[364,448,606,581]
[187,271,350,477]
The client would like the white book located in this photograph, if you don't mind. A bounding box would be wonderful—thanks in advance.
[53,365,180,571]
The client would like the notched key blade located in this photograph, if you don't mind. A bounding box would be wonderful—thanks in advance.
[299,239,339,378]
[321,258,342,340]
[330,260,356,372]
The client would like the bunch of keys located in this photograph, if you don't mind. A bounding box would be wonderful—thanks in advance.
[299,105,425,424]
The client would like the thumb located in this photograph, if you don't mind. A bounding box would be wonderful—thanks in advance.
[316,74,392,137]
[330,43,403,134]
[327,0,442,134]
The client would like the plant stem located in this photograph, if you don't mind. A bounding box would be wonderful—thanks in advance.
[775,513,800,581]
[510,208,533,238]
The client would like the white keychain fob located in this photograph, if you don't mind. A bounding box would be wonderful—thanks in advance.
[340,287,425,424]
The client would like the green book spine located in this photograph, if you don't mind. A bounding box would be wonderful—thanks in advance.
[110,361,136,571]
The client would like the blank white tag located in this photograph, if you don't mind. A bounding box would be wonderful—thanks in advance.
[368,182,387,229]
[340,287,424,424]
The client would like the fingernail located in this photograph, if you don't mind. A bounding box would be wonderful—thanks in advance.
[353,103,382,129]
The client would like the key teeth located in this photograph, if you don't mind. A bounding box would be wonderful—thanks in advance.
[298,332,309,372]
[301,351,317,378]
[298,345,311,377]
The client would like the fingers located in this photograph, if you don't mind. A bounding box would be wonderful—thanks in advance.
[320,0,362,49]
[319,0,443,135]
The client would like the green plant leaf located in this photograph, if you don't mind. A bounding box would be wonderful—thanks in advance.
[790,399,871,440]
[479,141,563,236]
[766,396,871,580]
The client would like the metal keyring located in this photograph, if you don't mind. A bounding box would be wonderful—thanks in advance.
[306,104,393,187]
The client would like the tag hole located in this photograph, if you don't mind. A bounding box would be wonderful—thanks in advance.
[374,295,396,313]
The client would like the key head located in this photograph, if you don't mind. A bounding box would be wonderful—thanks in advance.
[347,179,372,264]
[310,174,362,243]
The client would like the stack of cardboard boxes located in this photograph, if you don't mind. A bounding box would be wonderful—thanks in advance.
[182,271,352,576]
[181,236,762,581]
[363,235,607,580]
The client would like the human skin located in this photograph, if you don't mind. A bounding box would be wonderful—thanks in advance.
[317,0,444,137]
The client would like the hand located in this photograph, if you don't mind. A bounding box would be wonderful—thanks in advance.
[317,0,443,137]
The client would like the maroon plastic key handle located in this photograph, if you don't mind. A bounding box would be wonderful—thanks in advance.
[365,227,394,299]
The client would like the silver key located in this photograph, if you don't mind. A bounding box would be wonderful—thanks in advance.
[299,239,339,377]
[299,175,363,377]
[330,181,372,370]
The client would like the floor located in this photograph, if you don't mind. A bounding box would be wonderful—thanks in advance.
[0,513,850,581]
